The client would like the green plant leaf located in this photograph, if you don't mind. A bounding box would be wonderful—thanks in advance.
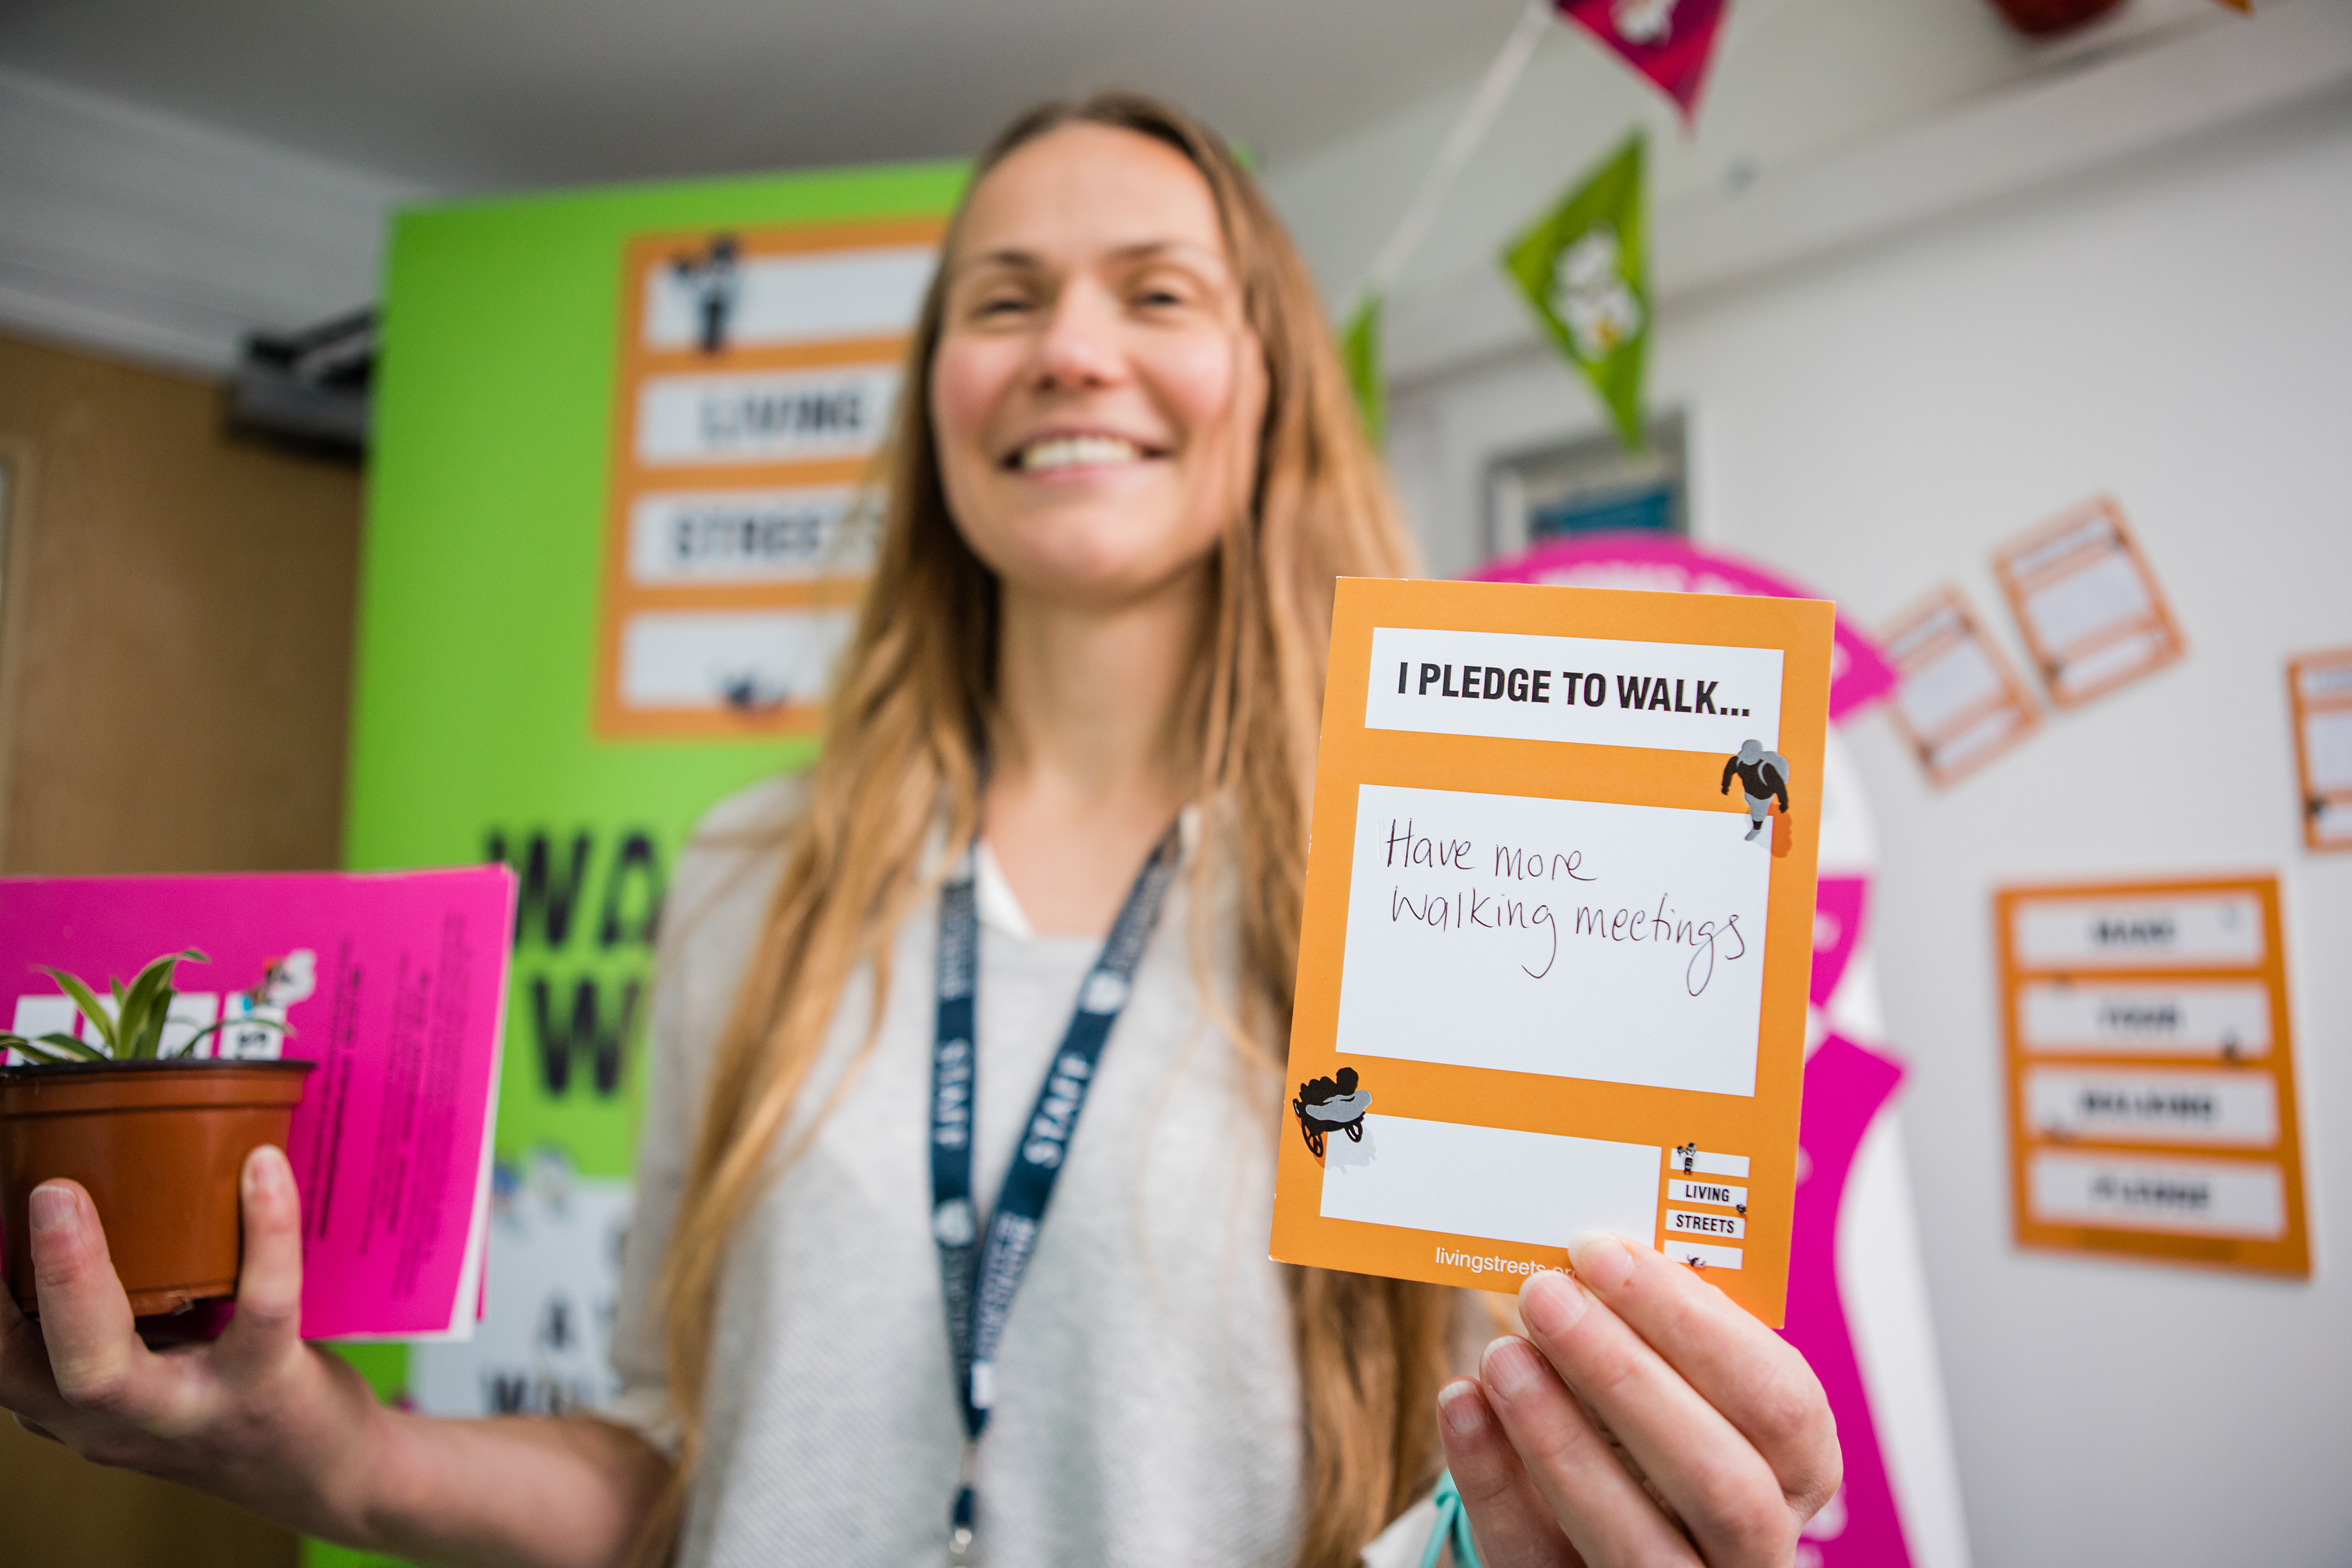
[177,1014,294,1057]
[116,990,158,1059]
[38,1032,109,1062]
[0,1032,56,1064]
[0,1030,108,1065]
[115,971,165,1060]
[133,1010,170,1059]
[116,949,203,1063]
[39,967,117,1054]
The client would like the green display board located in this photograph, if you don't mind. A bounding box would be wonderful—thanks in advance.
[325,158,964,1568]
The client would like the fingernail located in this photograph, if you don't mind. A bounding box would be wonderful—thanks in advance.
[1438,1380,1489,1439]
[245,1145,285,1195]
[1481,1335,1543,1402]
[1568,1231,1635,1291]
[28,1185,75,1235]
[1520,1268,1589,1337]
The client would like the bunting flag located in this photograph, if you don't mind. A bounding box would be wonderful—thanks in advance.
[1501,133,1651,451]
[1340,296,1385,445]
[1554,0,1730,119]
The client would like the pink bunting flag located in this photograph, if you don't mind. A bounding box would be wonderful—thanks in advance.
[1553,0,1730,120]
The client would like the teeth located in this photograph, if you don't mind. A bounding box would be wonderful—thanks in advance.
[1018,435,1143,471]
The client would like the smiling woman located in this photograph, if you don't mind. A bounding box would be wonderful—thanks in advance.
[640,95,1443,1568]
[0,90,1835,1568]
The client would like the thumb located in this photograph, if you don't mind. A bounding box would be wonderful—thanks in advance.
[217,1146,305,1371]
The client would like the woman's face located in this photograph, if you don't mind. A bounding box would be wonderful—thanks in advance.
[931,123,1267,611]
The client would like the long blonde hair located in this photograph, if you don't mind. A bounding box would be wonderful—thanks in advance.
[650,92,1456,1567]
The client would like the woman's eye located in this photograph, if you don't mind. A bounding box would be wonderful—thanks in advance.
[972,294,1031,319]
[1132,280,1197,311]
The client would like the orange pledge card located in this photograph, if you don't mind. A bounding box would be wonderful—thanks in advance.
[1270,579,1834,1325]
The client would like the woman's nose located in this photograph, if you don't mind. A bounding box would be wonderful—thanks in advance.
[1032,282,1125,391]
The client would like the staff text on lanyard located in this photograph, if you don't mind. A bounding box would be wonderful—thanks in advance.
[929,821,1182,1563]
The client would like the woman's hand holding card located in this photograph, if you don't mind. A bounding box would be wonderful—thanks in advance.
[1441,1231,1840,1567]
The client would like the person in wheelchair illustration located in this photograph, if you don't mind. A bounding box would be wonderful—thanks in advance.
[1293,1065,1370,1157]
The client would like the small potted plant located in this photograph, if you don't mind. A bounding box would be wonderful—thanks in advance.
[1,949,314,1321]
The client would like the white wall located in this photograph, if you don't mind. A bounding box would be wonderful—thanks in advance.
[1348,85,2352,1568]
[0,66,423,373]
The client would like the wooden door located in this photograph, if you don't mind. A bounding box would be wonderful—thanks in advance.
[0,328,365,1568]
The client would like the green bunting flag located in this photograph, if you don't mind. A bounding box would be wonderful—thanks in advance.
[1340,294,1385,446]
[1502,133,1650,450]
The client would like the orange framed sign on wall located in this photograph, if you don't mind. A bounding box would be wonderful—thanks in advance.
[596,217,947,741]
[1269,578,1834,1325]
[1996,873,2308,1276]
[1991,494,2184,709]
[1879,584,2040,788]
[2286,646,2352,852]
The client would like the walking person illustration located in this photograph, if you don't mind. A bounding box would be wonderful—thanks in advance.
[671,234,740,354]
[1722,738,1791,843]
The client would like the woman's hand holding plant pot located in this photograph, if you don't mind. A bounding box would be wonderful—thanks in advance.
[0,1145,390,1540]
[0,1146,672,1568]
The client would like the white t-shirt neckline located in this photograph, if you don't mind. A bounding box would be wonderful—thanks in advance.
[971,803,1202,945]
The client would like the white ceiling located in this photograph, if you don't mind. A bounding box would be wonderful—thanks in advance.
[0,0,1550,189]
[0,0,2325,375]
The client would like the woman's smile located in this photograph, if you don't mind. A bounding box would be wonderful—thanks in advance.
[1000,428,1171,479]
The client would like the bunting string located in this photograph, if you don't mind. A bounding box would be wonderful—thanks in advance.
[1348,0,1553,311]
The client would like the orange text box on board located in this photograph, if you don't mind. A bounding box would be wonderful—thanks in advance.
[1270,578,1835,1327]
[1995,872,2309,1276]
[597,217,946,741]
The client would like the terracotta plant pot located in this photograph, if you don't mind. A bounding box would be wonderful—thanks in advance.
[1,1060,314,1318]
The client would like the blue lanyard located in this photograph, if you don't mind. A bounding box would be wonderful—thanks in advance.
[930,820,1182,1563]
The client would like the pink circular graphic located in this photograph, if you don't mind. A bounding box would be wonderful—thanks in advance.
[1469,535,1897,725]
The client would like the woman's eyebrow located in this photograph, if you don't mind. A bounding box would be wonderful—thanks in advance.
[1107,239,1219,263]
[951,239,1229,277]
[954,247,1047,277]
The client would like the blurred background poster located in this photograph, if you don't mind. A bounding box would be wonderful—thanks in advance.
[329,160,961,1568]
